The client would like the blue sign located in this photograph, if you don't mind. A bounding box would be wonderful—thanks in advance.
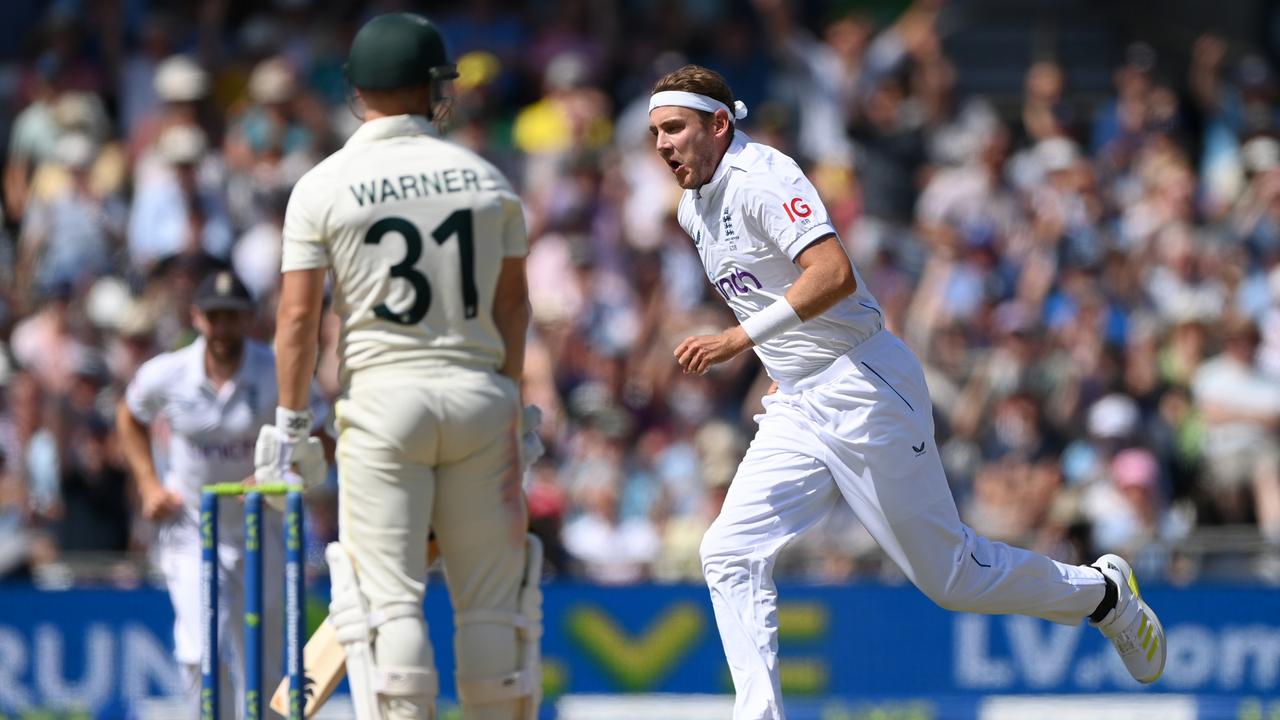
[0,583,1278,718]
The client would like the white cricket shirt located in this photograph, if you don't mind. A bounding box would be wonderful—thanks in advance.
[125,338,328,506]
[280,115,528,384]
[676,130,884,384]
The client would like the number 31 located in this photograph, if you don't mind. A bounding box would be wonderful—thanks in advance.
[363,210,478,324]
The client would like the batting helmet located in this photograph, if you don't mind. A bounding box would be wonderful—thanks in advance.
[345,12,459,91]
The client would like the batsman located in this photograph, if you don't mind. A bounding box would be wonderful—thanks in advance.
[256,12,541,720]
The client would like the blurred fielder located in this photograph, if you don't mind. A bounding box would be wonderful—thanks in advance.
[258,12,540,720]
[649,65,1166,719]
[117,270,327,720]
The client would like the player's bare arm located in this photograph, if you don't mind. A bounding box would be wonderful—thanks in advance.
[675,234,856,375]
[787,235,859,317]
[254,266,329,492]
[276,267,327,410]
[115,398,183,521]
[493,256,530,385]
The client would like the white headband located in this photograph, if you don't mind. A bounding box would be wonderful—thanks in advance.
[649,90,748,120]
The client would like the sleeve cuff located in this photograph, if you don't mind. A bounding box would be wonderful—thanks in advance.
[124,395,154,424]
[281,238,330,272]
[785,223,838,261]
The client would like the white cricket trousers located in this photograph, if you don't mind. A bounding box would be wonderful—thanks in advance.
[700,330,1106,720]
[157,506,285,720]
[334,364,528,720]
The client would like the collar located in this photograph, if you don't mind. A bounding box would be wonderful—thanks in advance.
[696,129,751,197]
[345,114,438,147]
[190,336,251,391]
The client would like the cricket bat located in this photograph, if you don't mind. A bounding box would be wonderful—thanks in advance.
[269,539,439,718]
[269,618,345,718]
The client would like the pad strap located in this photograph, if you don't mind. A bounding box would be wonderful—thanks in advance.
[456,609,532,632]
[368,602,421,629]
[456,670,537,704]
[377,667,438,698]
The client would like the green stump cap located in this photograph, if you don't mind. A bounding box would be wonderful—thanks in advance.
[346,12,459,91]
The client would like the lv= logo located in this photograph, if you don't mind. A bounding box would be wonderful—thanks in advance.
[567,603,704,691]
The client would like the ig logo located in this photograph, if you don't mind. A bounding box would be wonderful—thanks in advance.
[782,197,812,222]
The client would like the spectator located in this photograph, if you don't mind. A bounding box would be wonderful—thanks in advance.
[4,57,63,220]
[563,481,660,584]
[1191,318,1280,537]
[1086,447,1163,556]
[127,124,233,266]
[17,133,124,298]
[223,56,327,229]
[1,1,1279,584]
[55,417,130,554]
[129,54,212,166]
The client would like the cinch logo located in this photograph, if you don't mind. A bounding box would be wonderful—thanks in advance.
[715,268,762,300]
[783,197,812,222]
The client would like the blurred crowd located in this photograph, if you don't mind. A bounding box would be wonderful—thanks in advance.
[2,0,1280,587]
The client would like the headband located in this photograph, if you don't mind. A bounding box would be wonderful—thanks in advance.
[649,90,748,120]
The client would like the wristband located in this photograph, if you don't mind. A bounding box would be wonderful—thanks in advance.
[276,406,313,442]
[739,298,803,345]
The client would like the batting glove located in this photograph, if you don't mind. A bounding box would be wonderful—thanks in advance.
[255,407,327,495]
[520,404,545,473]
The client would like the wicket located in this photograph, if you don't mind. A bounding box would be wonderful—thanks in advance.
[201,482,306,720]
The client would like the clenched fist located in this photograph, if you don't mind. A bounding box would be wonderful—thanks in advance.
[675,326,752,375]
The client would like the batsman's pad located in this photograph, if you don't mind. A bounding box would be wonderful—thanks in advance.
[326,543,437,720]
[454,534,543,719]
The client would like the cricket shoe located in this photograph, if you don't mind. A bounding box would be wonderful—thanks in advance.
[1091,553,1165,684]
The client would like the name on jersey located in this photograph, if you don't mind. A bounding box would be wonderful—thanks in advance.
[714,268,763,300]
[349,168,483,207]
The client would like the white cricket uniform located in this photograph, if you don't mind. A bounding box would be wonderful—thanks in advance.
[682,131,1107,720]
[125,338,327,720]
[280,114,529,719]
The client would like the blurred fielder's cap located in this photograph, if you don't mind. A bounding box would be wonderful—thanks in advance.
[248,57,297,104]
[54,132,97,170]
[346,12,458,90]
[193,271,254,312]
[1087,394,1140,439]
[154,55,209,102]
[1243,136,1280,174]
[157,124,207,165]
[1111,448,1158,491]
[1036,136,1079,173]
[85,276,133,330]
[544,51,590,91]
[54,91,109,138]
[118,303,158,338]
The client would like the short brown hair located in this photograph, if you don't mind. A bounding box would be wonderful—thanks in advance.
[652,65,736,120]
